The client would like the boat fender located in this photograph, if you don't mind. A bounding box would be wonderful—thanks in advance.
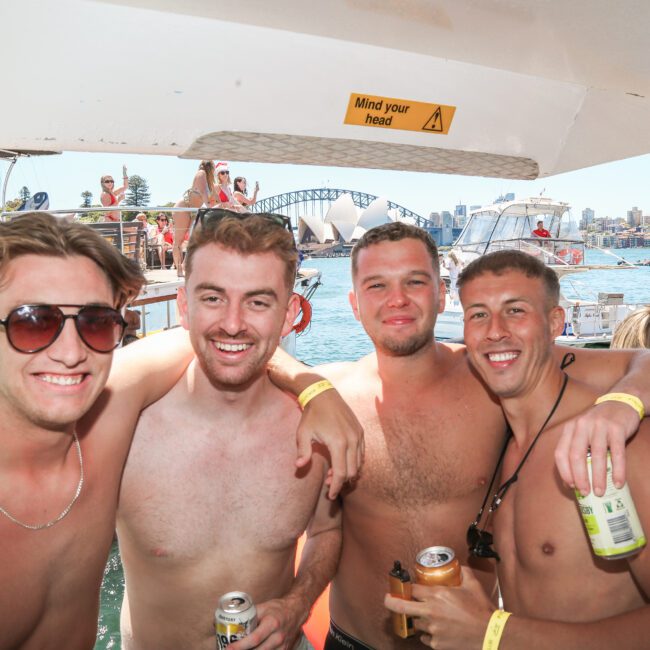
[292,293,312,334]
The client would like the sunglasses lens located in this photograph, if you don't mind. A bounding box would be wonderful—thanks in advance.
[76,307,125,352]
[7,305,63,353]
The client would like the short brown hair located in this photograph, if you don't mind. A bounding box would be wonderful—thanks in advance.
[351,222,439,276]
[185,215,297,291]
[0,212,144,309]
[457,250,560,307]
[611,306,650,349]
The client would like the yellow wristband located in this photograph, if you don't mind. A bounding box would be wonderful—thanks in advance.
[482,610,512,650]
[297,380,334,410]
[595,393,644,420]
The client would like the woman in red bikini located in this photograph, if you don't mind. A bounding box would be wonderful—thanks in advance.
[213,162,245,212]
[172,160,215,276]
[100,165,128,222]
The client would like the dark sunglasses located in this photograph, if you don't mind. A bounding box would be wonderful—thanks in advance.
[192,208,292,235]
[218,171,230,176]
[104,180,115,184]
[0,304,127,354]
[157,218,168,222]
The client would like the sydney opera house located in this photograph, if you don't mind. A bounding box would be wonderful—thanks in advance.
[297,193,416,253]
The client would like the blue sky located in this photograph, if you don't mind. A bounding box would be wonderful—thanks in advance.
[2,151,649,220]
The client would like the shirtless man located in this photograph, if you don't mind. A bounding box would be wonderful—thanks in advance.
[386,249,650,649]
[273,222,650,650]
[0,213,360,650]
[0,212,185,649]
[117,214,342,650]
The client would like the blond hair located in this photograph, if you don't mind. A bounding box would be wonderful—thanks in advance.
[0,212,144,309]
[611,307,650,349]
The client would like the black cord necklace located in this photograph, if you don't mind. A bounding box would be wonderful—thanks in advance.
[468,362,571,561]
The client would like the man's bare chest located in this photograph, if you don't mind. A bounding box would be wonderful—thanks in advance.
[351,400,503,508]
[119,423,325,558]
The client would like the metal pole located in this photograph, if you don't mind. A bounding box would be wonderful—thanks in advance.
[1,155,18,214]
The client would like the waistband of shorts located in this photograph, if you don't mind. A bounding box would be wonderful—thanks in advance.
[326,619,376,650]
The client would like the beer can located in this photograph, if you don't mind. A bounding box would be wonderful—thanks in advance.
[575,452,646,559]
[215,591,258,649]
[414,546,462,586]
[388,560,415,638]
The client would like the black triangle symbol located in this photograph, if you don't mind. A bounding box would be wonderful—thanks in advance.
[422,107,443,132]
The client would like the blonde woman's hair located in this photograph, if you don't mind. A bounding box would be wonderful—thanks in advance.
[611,306,650,349]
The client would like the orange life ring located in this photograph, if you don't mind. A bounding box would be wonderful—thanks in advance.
[557,248,583,265]
[292,293,312,334]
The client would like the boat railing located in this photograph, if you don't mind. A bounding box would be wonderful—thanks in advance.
[0,205,207,259]
[457,238,587,266]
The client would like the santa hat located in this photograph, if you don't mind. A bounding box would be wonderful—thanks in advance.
[215,161,230,174]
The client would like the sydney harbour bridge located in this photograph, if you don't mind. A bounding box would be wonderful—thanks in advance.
[251,188,433,229]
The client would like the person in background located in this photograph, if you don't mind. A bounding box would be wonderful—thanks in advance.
[532,219,551,238]
[611,306,650,349]
[445,250,463,303]
[155,213,174,270]
[133,212,156,268]
[233,176,259,209]
[100,165,128,222]
[213,161,242,211]
[173,160,216,277]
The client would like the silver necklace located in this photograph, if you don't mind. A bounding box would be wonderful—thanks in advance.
[0,431,84,530]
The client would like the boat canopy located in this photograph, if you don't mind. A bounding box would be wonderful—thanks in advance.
[1,0,650,179]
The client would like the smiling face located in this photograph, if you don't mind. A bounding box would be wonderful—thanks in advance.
[350,238,445,357]
[461,270,565,399]
[177,243,299,389]
[0,254,116,430]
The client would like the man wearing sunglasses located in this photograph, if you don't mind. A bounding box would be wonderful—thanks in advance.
[0,212,361,649]
[270,222,650,650]
[116,213,342,650]
[385,250,650,649]
[0,212,197,649]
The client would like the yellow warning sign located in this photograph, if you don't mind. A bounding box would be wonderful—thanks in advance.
[344,93,455,135]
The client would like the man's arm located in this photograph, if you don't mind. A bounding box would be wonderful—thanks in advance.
[385,569,650,650]
[554,346,650,495]
[108,326,194,409]
[233,479,342,650]
[268,347,364,499]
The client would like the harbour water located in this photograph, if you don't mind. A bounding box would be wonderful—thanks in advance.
[95,248,650,649]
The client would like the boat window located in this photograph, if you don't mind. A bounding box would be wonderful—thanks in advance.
[491,215,521,241]
[558,211,581,239]
[456,211,498,248]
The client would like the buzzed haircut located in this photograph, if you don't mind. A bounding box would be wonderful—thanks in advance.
[457,249,560,307]
[185,215,298,291]
[0,212,144,309]
[351,221,439,276]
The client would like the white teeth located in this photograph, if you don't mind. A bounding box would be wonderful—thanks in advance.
[215,342,251,352]
[488,352,519,362]
[41,374,83,386]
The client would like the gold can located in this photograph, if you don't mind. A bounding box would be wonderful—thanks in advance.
[414,546,462,586]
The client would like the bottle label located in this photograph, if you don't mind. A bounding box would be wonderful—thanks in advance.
[575,453,646,558]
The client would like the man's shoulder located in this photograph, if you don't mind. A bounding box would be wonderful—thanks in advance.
[316,353,376,384]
